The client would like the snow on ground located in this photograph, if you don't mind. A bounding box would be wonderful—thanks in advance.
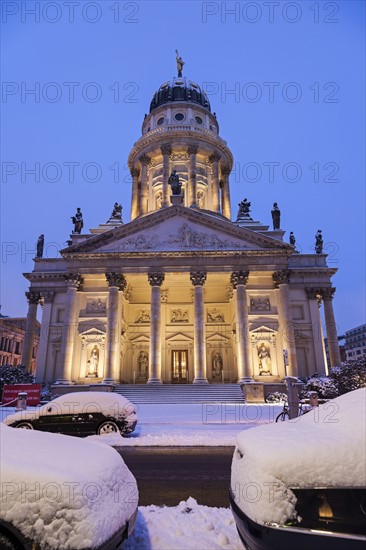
[231,388,366,525]
[1,403,283,446]
[124,497,242,550]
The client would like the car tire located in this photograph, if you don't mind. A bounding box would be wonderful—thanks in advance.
[15,422,34,430]
[97,421,119,435]
[275,412,289,422]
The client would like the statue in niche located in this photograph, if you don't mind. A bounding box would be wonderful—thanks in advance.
[257,343,272,375]
[315,229,323,254]
[175,49,185,77]
[156,191,163,209]
[271,202,281,230]
[36,234,44,258]
[197,190,204,208]
[71,208,84,234]
[212,352,223,379]
[87,345,99,377]
[138,351,148,377]
[168,170,182,195]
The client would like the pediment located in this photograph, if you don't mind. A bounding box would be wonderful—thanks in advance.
[206,332,230,342]
[250,324,278,334]
[61,206,291,256]
[78,322,106,335]
[166,332,194,342]
[129,333,150,343]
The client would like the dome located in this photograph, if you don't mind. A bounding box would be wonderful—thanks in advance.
[149,77,211,113]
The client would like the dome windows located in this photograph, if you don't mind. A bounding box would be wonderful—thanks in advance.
[195,116,203,125]
[174,113,185,121]
[157,117,165,126]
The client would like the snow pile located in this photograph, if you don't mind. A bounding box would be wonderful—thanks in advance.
[231,388,366,525]
[0,424,138,549]
[124,497,242,550]
[4,391,138,432]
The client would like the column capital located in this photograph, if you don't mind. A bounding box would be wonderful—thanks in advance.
[322,287,336,301]
[220,163,231,176]
[148,272,165,286]
[106,272,127,291]
[190,271,207,286]
[160,144,172,156]
[230,271,249,288]
[130,166,140,177]
[187,145,198,155]
[305,287,323,304]
[209,152,221,163]
[273,270,291,288]
[42,291,55,304]
[139,153,151,166]
[63,273,83,290]
[25,290,41,305]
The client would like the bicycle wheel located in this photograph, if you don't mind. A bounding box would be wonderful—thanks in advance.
[275,411,289,422]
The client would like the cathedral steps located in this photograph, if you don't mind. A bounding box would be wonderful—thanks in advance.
[113,383,244,404]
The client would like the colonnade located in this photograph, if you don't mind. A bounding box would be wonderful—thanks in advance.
[24,272,341,383]
[130,145,232,220]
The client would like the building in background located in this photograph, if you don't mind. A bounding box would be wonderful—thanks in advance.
[344,324,366,360]
[0,313,40,371]
[20,61,341,386]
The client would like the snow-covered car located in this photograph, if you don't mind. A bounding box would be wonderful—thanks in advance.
[0,423,138,549]
[3,392,137,437]
[230,388,366,550]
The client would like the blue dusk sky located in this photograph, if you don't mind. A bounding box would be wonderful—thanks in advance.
[1,0,365,335]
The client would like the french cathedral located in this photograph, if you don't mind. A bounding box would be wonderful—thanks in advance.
[21,59,341,386]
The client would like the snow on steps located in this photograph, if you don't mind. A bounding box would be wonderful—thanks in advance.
[113,384,244,404]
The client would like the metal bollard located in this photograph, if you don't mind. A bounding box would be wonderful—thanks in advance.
[15,392,28,411]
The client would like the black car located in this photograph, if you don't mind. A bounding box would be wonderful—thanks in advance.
[4,391,137,436]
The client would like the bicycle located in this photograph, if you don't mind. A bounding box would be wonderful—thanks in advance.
[275,400,308,422]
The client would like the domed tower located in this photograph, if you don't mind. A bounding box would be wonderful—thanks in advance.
[128,56,234,221]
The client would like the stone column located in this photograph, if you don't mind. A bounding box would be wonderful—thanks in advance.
[130,166,140,220]
[35,291,55,383]
[209,152,221,213]
[188,145,198,208]
[147,272,165,384]
[190,271,208,384]
[273,270,298,377]
[220,164,232,220]
[57,274,83,384]
[231,271,252,383]
[21,290,41,371]
[104,273,126,383]
[139,154,151,215]
[322,287,341,368]
[305,288,327,375]
[161,145,172,208]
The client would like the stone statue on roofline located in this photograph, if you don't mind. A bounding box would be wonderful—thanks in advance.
[271,202,281,230]
[175,49,184,77]
[315,229,323,254]
[71,208,83,234]
[36,234,44,258]
[237,198,252,220]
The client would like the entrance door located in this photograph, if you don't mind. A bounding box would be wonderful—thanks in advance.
[171,350,188,383]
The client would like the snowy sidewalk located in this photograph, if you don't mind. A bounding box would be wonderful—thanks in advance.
[124,497,243,550]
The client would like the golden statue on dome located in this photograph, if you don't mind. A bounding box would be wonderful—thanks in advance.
[175,49,185,77]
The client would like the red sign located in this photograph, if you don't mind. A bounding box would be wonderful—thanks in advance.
[2,384,41,406]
